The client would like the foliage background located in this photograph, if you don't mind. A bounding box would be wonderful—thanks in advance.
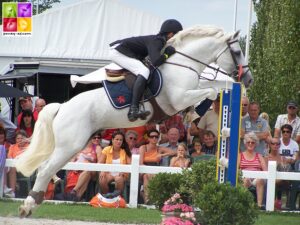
[249,0,300,128]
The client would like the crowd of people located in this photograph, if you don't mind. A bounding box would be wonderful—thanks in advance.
[0,96,299,209]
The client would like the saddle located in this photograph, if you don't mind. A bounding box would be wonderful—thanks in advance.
[103,65,169,123]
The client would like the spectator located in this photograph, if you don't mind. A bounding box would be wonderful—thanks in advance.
[139,129,176,203]
[265,137,290,210]
[189,112,201,142]
[241,101,270,156]
[160,127,180,166]
[67,132,102,201]
[125,130,139,154]
[34,98,46,114]
[0,112,16,144]
[239,132,267,209]
[274,101,300,144]
[170,143,190,168]
[197,95,220,141]
[0,123,10,150]
[98,131,131,195]
[160,114,186,143]
[190,139,203,158]
[17,97,38,126]
[124,125,147,147]
[101,128,121,147]
[241,96,249,119]
[202,130,217,155]
[182,107,194,145]
[17,109,35,137]
[7,130,29,197]
[279,124,299,164]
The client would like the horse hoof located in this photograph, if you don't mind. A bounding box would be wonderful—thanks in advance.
[19,205,32,218]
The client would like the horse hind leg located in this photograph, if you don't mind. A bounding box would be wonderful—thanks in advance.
[19,147,77,217]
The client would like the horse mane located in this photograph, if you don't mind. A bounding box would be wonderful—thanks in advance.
[168,25,233,47]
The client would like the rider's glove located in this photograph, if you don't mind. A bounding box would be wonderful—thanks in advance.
[164,46,176,58]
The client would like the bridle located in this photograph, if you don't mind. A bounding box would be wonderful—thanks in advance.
[165,39,250,82]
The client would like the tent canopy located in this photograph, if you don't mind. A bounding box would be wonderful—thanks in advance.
[0,0,163,61]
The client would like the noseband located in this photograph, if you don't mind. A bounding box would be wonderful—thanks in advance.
[165,39,250,82]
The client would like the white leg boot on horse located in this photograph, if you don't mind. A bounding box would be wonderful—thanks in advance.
[128,75,150,122]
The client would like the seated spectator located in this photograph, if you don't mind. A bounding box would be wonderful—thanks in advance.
[17,97,38,126]
[7,130,29,197]
[98,131,131,195]
[279,124,299,164]
[66,132,102,201]
[0,123,10,150]
[160,127,180,166]
[34,98,46,114]
[139,129,176,203]
[170,143,190,168]
[17,109,35,137]
[239,132,267,209]
[202,130,217,155]
[159,113,186,143]
[191,139,203,157]
[265,137,291,209]
[124,125,148,147]
[125,130,139,154]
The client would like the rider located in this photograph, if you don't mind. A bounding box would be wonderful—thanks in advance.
[109,19,183,122]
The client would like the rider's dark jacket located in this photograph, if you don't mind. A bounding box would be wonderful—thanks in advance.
[110,34,167,67]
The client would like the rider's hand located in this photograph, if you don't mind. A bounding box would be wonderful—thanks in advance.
[164,46,176,57]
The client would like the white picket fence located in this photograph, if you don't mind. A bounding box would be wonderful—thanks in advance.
[1,156,300,211]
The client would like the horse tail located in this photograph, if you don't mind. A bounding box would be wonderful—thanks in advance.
[16,103,61,177]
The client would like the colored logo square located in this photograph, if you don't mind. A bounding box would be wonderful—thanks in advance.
[17,17,32,32]
[18,3,32,17]
[3,2,17,18]
[3,18,17,32]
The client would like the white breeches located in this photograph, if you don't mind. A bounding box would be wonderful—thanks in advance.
[109,48,150,79]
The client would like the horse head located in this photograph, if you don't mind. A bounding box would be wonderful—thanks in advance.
[167,26,253,88]
[215,30,253,88]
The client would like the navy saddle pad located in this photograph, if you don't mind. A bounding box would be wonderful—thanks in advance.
[103,69,162,109]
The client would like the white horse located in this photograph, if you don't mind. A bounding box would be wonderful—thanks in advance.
[16,25,253,216]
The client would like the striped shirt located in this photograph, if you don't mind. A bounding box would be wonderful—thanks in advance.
[240,152,262,171]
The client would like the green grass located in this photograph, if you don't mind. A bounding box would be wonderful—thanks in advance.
[1,199,299,225]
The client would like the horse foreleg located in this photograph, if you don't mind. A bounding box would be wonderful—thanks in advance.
[174,88,218,111]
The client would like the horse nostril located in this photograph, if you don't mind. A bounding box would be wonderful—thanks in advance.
[248,79,253,86]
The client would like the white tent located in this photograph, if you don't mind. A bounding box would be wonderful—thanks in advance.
[0,0,163,61]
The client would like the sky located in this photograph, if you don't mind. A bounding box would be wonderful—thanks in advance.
[55,0,256,36]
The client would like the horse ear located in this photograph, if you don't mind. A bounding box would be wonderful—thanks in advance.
[233,30,240,39]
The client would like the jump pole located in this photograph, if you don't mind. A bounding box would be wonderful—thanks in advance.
[216,82,242,186]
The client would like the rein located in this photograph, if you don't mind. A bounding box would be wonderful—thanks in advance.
[165,39,249,81]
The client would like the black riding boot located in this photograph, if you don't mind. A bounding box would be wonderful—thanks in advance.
[128,75,150,122]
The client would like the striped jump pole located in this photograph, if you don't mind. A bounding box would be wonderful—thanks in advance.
[216,83,242,186]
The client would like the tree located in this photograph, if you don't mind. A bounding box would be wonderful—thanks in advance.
[249,0,300,128]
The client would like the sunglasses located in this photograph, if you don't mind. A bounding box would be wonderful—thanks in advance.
[242,104,248,107]
[270,142,280,146]
[129,136,137,141]
[92,136,101,140]
[149,135,159,139]
[282,130,291,134]
[246,141,256,145]
[288,106,296,109]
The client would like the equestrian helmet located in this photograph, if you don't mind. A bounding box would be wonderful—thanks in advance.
[159,19,183,34]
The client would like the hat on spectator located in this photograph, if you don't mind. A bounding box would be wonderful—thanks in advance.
[18,97,31,102]
[287,100,298,108]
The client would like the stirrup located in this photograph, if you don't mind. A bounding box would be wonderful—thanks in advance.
[138,110,150,120]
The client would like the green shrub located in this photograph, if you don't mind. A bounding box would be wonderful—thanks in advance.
[179,159,217,201]
[147,172,184,209]
[194,182,258,225]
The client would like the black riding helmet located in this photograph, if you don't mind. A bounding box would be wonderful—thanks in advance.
[159,19,183,34]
